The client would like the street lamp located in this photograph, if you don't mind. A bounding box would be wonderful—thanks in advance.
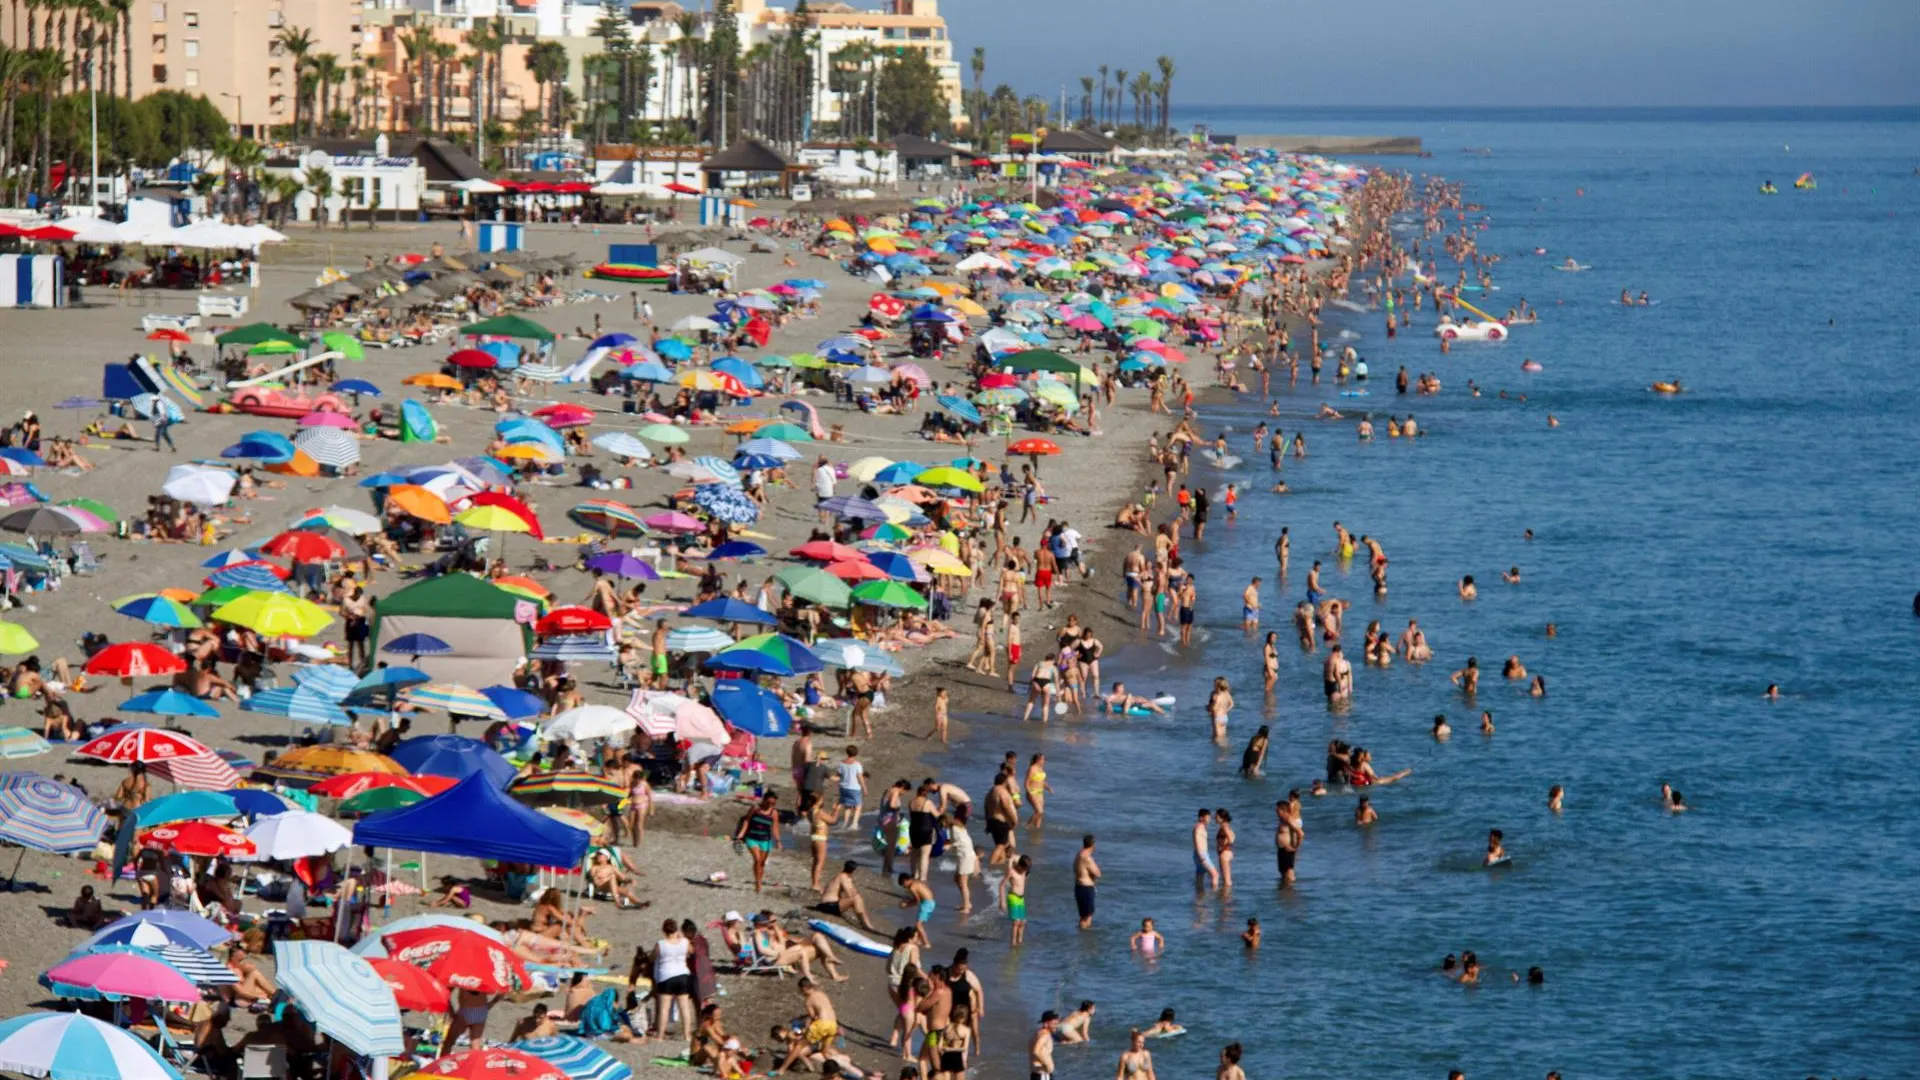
[220,92,244,139]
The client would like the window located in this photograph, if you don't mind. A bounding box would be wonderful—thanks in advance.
[341,177,365,205]
[151,63,168,83]
[150,2,165,21]
[183,10,197,26]
[151,34,166,51]
[267,9,283,26]
[184,39,198,57]
[908,27,929,39]
[184,68,199,87]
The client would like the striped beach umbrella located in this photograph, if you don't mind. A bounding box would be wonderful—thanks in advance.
[569,499,646,536]
[0,1012,181,1080]
[78,723,213,761]
[83,911,233,950]
[242,687,352,726]
[293,427,361,469]
[274,940,405,1057]
[146,753,244,792]
[589,432,651,460]
[529,635,617,663]
[41,951,201,1004]
[510,1037,633,1080]
[0,775,106,854]
[402,683,509,721]
[112,594,203,628]
[70,944,237,987]
[507,771,625,804]
[290,664,360,701]
[665,625,735,653]
[207,563,292,593]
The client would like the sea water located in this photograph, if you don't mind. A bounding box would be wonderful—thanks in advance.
[952,108,1920,1078]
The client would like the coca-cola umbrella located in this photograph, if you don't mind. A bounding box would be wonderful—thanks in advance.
[137,822,257,858]
[383,925,532,994]
[416,1049,567,1080]
[76,725,212,764]
[83,643,188,679]
[367,957,451,1013]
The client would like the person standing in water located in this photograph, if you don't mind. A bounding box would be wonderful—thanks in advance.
[1073,835,1101,930]
[1241,577,1261,631]
[1274,802,1302,888]
[1192,809,1220,891]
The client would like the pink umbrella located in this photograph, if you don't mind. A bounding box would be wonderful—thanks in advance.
[44,951,201,1003]
[0,482,39,507]
[298,412,358,429]
[627,691,728,744]
[1065,315,1104,333]
[50,506,109,532]
[644,511,702,534]
[891,363,931,387]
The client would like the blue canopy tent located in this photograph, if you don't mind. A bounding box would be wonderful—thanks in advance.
[353,771,591,869]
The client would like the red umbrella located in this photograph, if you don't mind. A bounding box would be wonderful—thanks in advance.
[138,822,257,858]
[385,926,533,994]
[448,349,498,369]
[260,531,347,563]
[664,182,700,195]
[146,328,193,343]
[790,540,863,563]
[84,642,189,679]
[465,493,543,540]
[825,559,887,582]
[23,224,76,241]
[978,373,1018,389]
[1008,438,1062,456]
[531,403,595,428]
[535,606,612,636]
[416,1050,566,1080]
[77,727,211,764]
[308,772,456,800]
[368,958,451,1013]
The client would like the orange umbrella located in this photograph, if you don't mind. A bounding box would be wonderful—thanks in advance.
[1007,438,1061,456]
[386,485,451,524]
[491,575,551,599]
[158,587,200,603]
[725,418,767,435]
[265,450,320,477]
[403,372,463,390]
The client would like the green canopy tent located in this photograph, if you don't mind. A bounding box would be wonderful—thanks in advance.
[997,348,1087,395]
[215,322,304,347]
[458,314,556,341]
[370,574,535,687]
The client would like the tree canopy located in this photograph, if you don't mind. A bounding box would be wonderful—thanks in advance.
[875,47,948,140]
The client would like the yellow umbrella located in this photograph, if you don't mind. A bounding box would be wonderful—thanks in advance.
[925,281,967,297]
[908,547,972,576]
[0,622,39,655]
[455,505,532,533]
[495,443,559,462]
[950,298,988,317]
[914,466,984,492]
[210,593,333,638]
[867,237,898,255]
[846,456,896,483]
[678,370,733,391]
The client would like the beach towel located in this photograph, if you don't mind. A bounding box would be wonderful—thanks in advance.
[574,988,622,1038]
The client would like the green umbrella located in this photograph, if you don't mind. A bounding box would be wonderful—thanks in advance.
[775,565,853,608]
[755,422,814,442]
[58,498,118,524]
[339,787,427,814]
[194,585,261,608]
[851,580,927,609]
[320,332,365,360]
[998,349,1081,375]
[459,313,555,341]
[215,322,303,347]
[1124,318,1166,338]
[634,423,689,445]
[248,340,302,356]
[790,354,827,370]
[755,354,797,369]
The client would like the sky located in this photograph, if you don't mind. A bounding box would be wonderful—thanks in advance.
[934,0,1920,107]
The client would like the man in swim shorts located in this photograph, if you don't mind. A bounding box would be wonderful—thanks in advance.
[1242,577,1262,630]
[1029,1010,1059,1080]
[1192,810,1219,889]
[1073,835,1100,929]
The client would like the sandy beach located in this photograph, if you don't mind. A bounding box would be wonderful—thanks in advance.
[0,203,1186,1079]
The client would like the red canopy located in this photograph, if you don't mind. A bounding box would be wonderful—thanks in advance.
[260,531,347,563]
[367,958,451,1014]
[664,182,700,195]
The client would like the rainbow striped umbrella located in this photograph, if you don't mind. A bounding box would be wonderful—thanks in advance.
[0,725,50,759]
[507,771,625,805]
[569,499,646,536]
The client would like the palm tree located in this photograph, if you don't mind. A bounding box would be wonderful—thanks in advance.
[463,21,496,136]
[347,63,366,131]
[401,25,434,132]
[430,40,459,132]
[968,46,984,140]
[1132,71,1152,129]
[300,164,332,227]
[525,40,569,142]
[1110,68,1125,129]
[107,0,130,100]
[1078,75,1093,128]
[276,26,315,135]
[673,12,701,130]
[26,46,65,194]
[310,53,340,134]
[1155,55,1174,141]
[1096,64,1107,128]
[0,44,28,193]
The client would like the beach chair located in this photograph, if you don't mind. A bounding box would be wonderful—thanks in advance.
[66,541,102,575]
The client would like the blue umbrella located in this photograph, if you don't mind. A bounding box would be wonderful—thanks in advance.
[219,435,296,463]
[865,550,926,582]
[589,332,638,351]
[131,791,239,827]
[207,564,292,593]
[873,462,925,485]
[331,379,382,397]
[738,437,801,461]
[345,666,432,704]
[82,910,232,950]
[387,734,516,786]
[241,687,352,726]
[0,1011,182,1080]
[732,452,784,471]
[704,648,798,677]
[708,680,793,738]
[273,941,404,1057]
[0,775,107,855]
[711,357,763,389]
[120,689,221,720]
[908,305,955,323]
[0,448,46,467]
[199,548,259,569]
[358,471,411,488]
[654,338,692,361]
[681,597,778,625]
[935,394,982,424]
[707,540,767,561]
[384,633,453,656]
[290,664,358,701]
[817,495,886,521]
[529,634,619,663]
[222,788,294,818]
[620,359,674,382]
[694,484,760,525]
[479,685,546,721]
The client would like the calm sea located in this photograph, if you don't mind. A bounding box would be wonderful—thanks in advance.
[949,107,1920,1078]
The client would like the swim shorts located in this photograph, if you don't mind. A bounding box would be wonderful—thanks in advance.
[1007,893,1026,921]
[988,819,1012,847]
[651,653,668,675]
[1035,569,1053,588]
[744,839,771,854]
[1009,644,1022,667]
[805,1019,839,1046]
[1243,606,1259,622]
[1194,853,1215,875]
[1276,848,1296,875]
[1323,679,1338,699]
[916,898,936,923]
[1074,884,1096,919]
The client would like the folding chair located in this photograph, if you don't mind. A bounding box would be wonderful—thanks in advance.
[67,541,103,575]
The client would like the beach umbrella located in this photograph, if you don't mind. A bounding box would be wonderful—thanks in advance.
[464,492,545,538]
[210,593,332,637]
[260,530,346,563]
[241,686,352,727]
[738,437,801,461]
[817,495,887,521]
[41,951,201,1003]
[0,621,39,656]
[454,505,532,535]
[199,549,259,570]
[221,788,293,818]
[644,510,703,534]
[914,466,984,492]
[774,565,854,608]
[113,594,201,629]
[508,770,627,805]
[584,551,660,580]
[0,775,107,856]
[569,499,645,536]
[290,664,359,701]
[67,944,237,988]
[706,540,767,561]
[385,632,454,657]
[128,394,184,422]
[214,323,303,348]
[535,607,613,636]
[136,822,256,859]
[83,911,232,950]
[417,1050,564,1080]
[732,451,784,471]
[333,378,382,397]
[367,958,451,1013]
[694,484,759,524]
[479,685,545,721]
[351,916,511,961]
[458,314,554,341]
[294,505,384,535]
[400,684,509,722]
[845,456,895,483]
[715,632,822,675]
[708,681,793,738]
[73,639,166,676]
[627,692,729,743]
[590,432,651,460]
[146,752,245,793]
[79,721,212,758]
[129,791,238,827]
[790,539,864,563]
[540,706,635,744]
[0,505,83,535]
[244,811,353,860]
[309,772,456,801]
[634,422,689,445]
[528,634,617,663]
[680,597,778,625]
[290,428,360,469]
[826,558,890,582]
[808,638,906,675]
[755,422,813,442]
[384,925,533,994]
[346,666,433,704]
[205,562,292,593]
[509,1037,632,1080]
[251,745,408,787]
[386,484,452,524]
[273,940,406,1057]
[0,725,50,759]
[665,625,735,653]
[0,1012,181,1080]
[161,464,235,507]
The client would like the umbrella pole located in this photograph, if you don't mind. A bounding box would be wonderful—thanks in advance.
[6,847,24,890]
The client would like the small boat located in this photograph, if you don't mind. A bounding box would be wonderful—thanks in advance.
[1650,382,1684,394]
[1434,316,1508,342]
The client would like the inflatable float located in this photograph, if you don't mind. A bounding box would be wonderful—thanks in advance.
[1553,263,1592,272]
[226,387,348,419]
[1098,694,1176,716]
[1435,296,1510,341]
[587,263,671,281]
[809,919,891,958]
[1649,382,1684,394]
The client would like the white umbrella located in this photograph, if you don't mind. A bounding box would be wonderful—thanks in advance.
[590,432,651,460]
[299,505,382,535]
[544,704,636,742]
[162,465,236,507]
[71,217,154,245]
[671,315,721,333]
[451,178,506,194]
[955,252,1010,273]
[240,811,350,861]
[293,427,361,469]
